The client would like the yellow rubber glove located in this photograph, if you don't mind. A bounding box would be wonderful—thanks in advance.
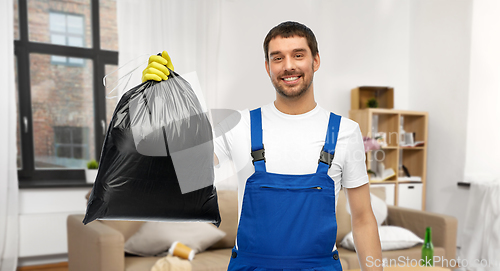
[142,51,175,82]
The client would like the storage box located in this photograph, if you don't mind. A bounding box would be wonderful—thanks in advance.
[397,183,423,210]
[351,86,394,110]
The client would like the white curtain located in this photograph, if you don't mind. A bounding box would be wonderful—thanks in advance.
[460,179,500,270]
[116,0,221,111]
[0,0,19,270]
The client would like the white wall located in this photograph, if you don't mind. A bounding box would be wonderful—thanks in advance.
[18,188,89,266]
[215,0,410,115]
[464,0,500,180]
[408,0,473,247]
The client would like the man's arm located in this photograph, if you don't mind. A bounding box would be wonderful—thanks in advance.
[345,183,383,271]
[214,153,219,166]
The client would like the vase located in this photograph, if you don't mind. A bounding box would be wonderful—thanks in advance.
[85,169,98,184]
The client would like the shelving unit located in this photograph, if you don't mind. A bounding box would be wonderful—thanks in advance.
[349,108,428,210]
[351,86,394,110]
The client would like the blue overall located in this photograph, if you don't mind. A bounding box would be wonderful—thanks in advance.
[227,108,343,271]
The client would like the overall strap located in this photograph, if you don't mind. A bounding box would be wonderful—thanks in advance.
[317,113,342,174]
[250,108,266,172]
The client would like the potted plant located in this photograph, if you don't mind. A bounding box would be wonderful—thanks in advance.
[85,159,99,184]
[366,98,379,108]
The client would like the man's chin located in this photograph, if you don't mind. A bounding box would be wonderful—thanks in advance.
[276,87,307,99]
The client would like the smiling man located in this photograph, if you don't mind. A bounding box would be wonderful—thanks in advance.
[265,31,319,115]
[143,21,382,271]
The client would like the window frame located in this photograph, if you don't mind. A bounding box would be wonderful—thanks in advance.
[15,0,118,187]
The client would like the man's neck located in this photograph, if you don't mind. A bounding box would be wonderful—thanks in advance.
[274,91,317,115]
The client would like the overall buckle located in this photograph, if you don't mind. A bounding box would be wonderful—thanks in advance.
[251,145,265,165]
[318,150,334,167]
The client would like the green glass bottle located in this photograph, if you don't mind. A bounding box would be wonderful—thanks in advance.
[421,227,434,266]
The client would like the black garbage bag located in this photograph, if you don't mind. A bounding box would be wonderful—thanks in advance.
[83,71,220,227]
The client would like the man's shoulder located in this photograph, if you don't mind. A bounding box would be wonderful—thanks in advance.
[339,116,359,132]
[316,106,359,133]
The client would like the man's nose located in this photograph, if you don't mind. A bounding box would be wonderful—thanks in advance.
[283,57,296,71]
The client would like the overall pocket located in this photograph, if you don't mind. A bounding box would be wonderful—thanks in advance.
[260,185,324,190]
[236,179,337,257]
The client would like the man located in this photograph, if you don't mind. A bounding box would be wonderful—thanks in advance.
[143,21,382,271]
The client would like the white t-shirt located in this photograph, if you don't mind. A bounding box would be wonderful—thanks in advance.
[213,102,369,249]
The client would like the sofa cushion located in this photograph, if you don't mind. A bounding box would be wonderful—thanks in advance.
[191,249,232,270]
[100,220,145,242]
[209,190,238,249]
[340,226,424,251]
[339,258,349,270]
[124,221,226,256]
[125,256,160,271]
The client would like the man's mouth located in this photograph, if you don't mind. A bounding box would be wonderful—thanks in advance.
[281,75,301,84]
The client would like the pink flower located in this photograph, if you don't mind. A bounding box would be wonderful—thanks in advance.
[363,136,380,152]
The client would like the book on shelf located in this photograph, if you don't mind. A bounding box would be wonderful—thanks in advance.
[400,141,425,148]
[370,168,395,182]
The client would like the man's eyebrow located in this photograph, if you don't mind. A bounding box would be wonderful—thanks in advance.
[269,51,281,57]
[293,48,307,53]
[270,48,307,57]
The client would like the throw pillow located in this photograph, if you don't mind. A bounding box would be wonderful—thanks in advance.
[340,225,423,251]
[124,222,226,256]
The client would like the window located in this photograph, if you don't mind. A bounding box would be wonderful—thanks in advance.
[15,0,118,186]
[26,0,93,48]
[54,126,90,161]
[49,12,85,65]
[30,54,95,169]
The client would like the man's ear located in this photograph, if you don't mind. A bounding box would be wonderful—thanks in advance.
[313,53,320,72]
[265,60,271,77]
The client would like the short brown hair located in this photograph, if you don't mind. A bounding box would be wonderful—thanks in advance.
[263,21,319,62]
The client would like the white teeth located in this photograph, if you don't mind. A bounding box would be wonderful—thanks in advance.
[283,76,299,81]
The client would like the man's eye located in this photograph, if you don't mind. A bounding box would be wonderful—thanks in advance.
[273,57,282,61]
[295,54,303,58]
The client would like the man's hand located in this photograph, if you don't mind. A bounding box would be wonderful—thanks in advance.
[142,51,175,82]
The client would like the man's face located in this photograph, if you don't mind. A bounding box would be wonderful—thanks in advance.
[265,35,320,99]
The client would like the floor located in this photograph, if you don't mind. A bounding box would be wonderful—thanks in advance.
[17,262,68,271]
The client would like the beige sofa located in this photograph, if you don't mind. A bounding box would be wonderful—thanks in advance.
[67,188,457,271]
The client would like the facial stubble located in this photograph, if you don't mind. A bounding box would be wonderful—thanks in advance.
[272,62,315,99]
